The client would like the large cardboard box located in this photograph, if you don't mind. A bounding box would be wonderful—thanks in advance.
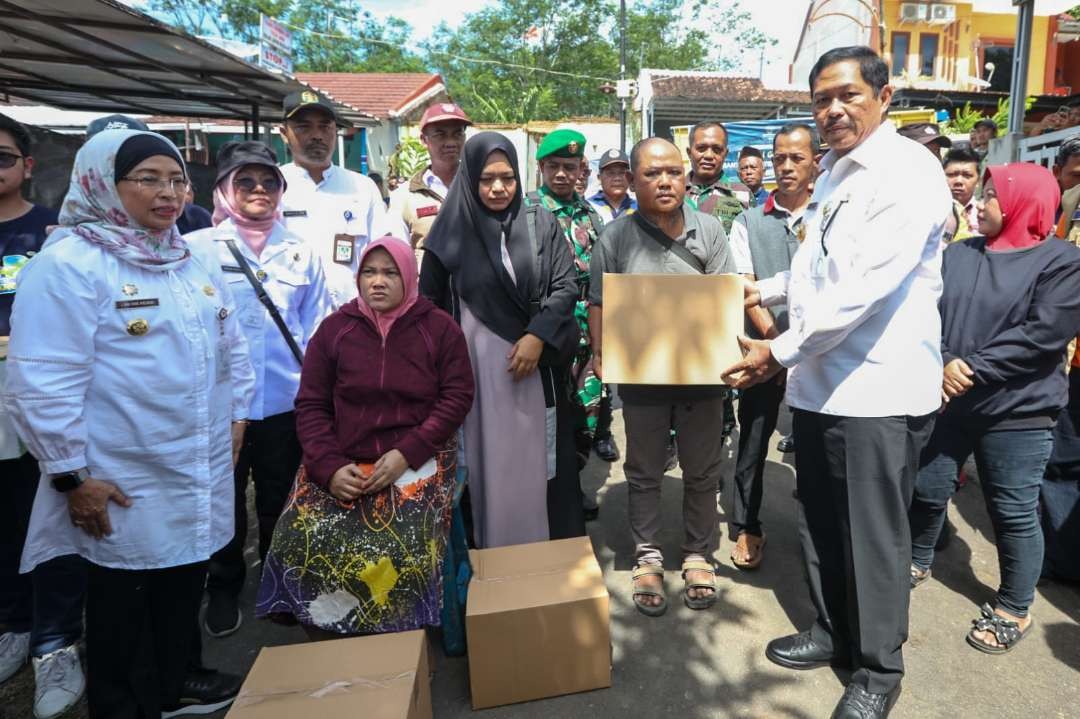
[226,630,431,719]
[466,536,612,709]
[601,272,743,384]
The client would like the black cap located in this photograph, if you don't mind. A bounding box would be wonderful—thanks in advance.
[897,122,952,148]
[86,114,149,138]
[282,89,338,123]
[214,141,285,188]
[597,148,629,170]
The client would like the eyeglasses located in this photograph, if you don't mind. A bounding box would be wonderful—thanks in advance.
[0,152,24,169]
[119,176,190,194]
[233,177,282,193]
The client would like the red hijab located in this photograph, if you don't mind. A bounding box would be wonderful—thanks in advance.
[355,237,419,338]
[983,163,1060,251]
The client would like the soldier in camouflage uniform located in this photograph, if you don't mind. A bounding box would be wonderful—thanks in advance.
[525,129,618,491]
[684,121,749,441]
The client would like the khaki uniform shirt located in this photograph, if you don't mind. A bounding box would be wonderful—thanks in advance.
[389,167,448,264]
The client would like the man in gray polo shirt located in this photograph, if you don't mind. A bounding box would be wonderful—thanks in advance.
[588,137,736,617]
[725,122,817,571]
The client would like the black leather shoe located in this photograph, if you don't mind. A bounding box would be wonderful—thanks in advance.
[830,683,901,719]
[777,434,795,453]
[593,436,620,462]
[204,592,242,638]
[765,631,840,670]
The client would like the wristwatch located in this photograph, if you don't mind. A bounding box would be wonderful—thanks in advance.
[50,468,91,493]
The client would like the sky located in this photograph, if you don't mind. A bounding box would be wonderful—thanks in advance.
[360,0,809,89]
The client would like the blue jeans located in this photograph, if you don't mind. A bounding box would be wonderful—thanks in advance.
[0,453,87,656]
[909,421,1053,617]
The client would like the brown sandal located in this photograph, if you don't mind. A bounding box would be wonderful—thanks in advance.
[631,564,667,617]
[731,532,767,570]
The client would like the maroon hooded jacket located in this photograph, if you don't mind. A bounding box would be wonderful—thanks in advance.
[294,296,475,489]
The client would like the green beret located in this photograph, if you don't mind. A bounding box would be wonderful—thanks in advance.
[536,128,587,160]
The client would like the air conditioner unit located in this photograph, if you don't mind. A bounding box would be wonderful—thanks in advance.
[899,2,927,22]
[929,4,957,24]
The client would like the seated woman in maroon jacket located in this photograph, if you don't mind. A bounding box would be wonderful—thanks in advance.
[256,237,474,637]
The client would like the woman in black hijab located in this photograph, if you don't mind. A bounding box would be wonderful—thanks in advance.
[421,131,584,548]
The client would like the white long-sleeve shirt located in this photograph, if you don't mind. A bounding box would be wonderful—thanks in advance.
[280,162,408,308]
[185,220,332,420]
[4,235,256,572]
[757,122,952,418]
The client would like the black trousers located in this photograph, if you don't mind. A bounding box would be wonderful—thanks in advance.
[595,384,614,440]
[730,379,785,537]
[207,411,302,597]
[793,409,935,694]
[86,561,207,718]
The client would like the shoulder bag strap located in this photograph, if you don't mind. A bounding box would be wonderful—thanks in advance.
[224,239,304,367]
[631,212,706,274]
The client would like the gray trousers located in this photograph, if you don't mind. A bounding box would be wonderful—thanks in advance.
[623,397,725,565]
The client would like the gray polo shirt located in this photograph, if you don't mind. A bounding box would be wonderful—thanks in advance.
[589,203,736,405]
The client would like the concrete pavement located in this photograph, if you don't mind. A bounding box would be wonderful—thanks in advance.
[3,406,1078,718]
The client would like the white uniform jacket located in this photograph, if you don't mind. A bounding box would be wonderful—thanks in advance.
[185,220,332,420]
[279,163,408,308]
[4,235,256,572]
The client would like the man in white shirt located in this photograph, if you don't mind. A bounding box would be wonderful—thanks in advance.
[723,47,951,719]
[278,90,407,307]
[389,102,472,263]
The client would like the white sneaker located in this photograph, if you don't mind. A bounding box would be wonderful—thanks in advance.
[32,645,85,719]
[0,631,30,683]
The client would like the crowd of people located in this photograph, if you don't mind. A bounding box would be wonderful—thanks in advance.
[0,43,1078,719]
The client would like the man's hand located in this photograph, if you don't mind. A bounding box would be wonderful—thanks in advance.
[231,421,247,467]
[942,358,975,399]
[743,277,762,309]
[363,449,409,494]
[67,477,132,539]
[329,464,366,502]
[722,335,784,389]
[507,333,544,381]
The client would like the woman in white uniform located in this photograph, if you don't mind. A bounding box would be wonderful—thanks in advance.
[184,141,331,637]
[4,130,255,717]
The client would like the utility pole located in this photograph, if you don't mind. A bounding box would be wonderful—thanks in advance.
[619,0,627,152]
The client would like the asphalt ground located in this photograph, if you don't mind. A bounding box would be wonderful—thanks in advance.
[3,404,1078,718]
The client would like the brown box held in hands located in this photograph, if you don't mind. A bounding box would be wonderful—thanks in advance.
[466,535,612,709]
[601,272,743,385]
[226,630,431,719]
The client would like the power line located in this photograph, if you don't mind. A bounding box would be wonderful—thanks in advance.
[278,20,618,84]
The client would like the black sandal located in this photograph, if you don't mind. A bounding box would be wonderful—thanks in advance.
[966,603,1033,654]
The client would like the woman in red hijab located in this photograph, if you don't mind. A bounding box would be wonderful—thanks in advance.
[255,237,475,638]
[909,163,1080,653]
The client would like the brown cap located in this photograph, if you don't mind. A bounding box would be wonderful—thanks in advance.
[897,122,952,148]
[420,102,472,132]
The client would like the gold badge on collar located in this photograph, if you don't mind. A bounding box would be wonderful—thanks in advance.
[126,318,149,336]
[796,223,807,242]
[203,285,216,297]
[121,283,138,296]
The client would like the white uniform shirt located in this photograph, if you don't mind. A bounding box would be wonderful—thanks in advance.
[279,162,407,308]
[729,195,807,275]
[757,122,952,418]
[185,220,332,420]
[5,236,256,571]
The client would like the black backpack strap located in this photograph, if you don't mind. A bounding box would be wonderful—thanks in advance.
[224,239,304,367]
[525,204,542,318]
[631,213,706,274]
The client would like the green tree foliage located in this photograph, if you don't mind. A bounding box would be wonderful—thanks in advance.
[425,0,775,123]
[941,97,1036,135]
[1069,5,1080,20]
[149,0,427,73]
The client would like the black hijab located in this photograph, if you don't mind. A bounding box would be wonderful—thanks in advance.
[424,132,537,344]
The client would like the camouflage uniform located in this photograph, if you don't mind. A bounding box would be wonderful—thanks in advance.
[685,174,751,236]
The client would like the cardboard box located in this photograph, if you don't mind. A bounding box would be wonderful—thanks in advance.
[466,536,611,709]
[601,272,743,384]
[226,630,431,719]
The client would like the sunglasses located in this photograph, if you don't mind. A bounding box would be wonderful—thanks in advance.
[0,152,24,169]
[233,177,282,193]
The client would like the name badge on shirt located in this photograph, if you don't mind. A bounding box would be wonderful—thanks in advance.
[283,210,308,218]
[416,205,439,219]
[115,298,159,310]
[333,234,355,265]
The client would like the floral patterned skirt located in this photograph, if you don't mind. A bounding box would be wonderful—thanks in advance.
[255,447,455,635]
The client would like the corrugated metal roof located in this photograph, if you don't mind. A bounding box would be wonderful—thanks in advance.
[0,0,378,126]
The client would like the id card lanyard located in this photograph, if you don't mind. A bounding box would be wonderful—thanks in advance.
[813,196,849,279]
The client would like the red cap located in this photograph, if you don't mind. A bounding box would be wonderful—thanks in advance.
[420,102,472,131]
